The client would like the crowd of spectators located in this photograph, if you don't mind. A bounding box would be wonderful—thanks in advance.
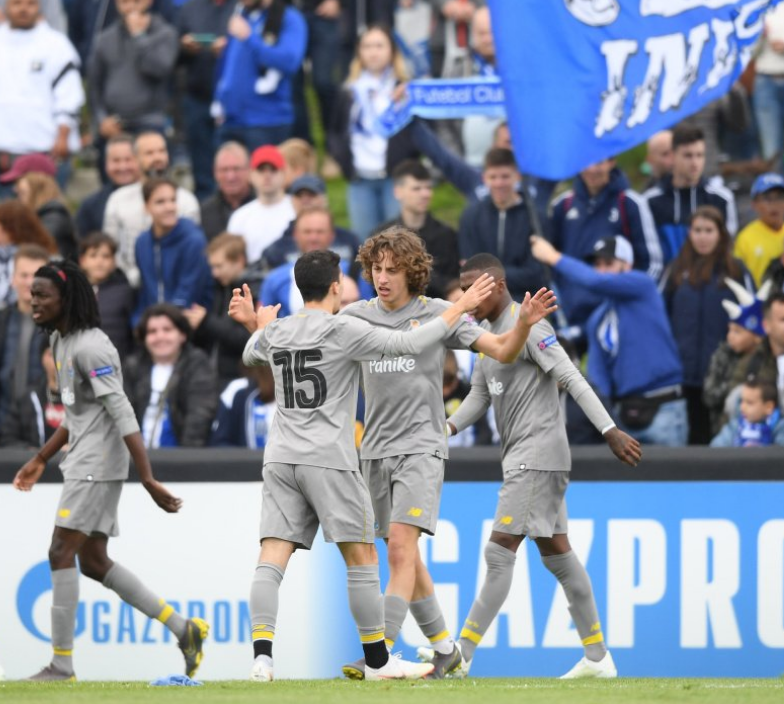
[1,0,783,450]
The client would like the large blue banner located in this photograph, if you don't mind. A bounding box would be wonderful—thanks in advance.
[488,0,780,180]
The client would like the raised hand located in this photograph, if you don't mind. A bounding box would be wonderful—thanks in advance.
[519,287,558,326]
[144,479,183,514]
[605,428,643,467]
[455,273,495,314]
[229,283,257,332]
[255,303,281,330]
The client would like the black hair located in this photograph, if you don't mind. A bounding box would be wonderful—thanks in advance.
[391,159,432,184]
[34,260,101,333]
[78,231,118,257]
[744,378,779,405]
[484,148,517,171]
[135,303,191,345]
[764,291,784,315]
[461,253,506,276]
[672,125,705,151]
[294,250,341,302]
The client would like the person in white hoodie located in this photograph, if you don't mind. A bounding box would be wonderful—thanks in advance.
[0,0,84,180]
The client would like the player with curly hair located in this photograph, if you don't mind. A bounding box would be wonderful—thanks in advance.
[341,227,557,679]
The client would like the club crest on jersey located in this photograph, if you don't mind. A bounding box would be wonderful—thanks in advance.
[61,387,75,406]
[410,319,420,329]
[538,334,557,350]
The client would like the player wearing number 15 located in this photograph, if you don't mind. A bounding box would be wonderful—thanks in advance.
[228,249,497,682]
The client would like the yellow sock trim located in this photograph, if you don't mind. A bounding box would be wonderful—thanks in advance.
[460,628,482,645]
[252,625,275,640]
[53,648,73,656]
[428,629,450,644]
[360,631,385,644]
[157,604,174,624]
[582,632,605,646]
[384,638,395,649]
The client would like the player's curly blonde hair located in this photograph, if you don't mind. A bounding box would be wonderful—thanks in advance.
[357,227,433,295]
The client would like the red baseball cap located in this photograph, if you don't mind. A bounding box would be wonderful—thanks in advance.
[250,145,285,171]
[0,153,57,183]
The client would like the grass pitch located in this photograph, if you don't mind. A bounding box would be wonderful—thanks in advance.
[1,678,782,704]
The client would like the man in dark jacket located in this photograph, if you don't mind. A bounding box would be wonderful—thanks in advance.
[177,0,236,200]
[88,0,179,180]
[200,142,255,241]
[76,134,140,238]
[549,159,662,328]
[261,174,359,269]
[209,364,276,447]
[644,125,738,267]
[458,148,548,301]
[184,233,254,391]
[376,160,460,299]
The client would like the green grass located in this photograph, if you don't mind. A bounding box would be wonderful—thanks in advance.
[2,679,783,704]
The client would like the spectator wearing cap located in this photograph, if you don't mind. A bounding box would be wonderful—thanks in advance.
[88,0,179,181]
[531,234,687,446]
[261,174,360,269]
[375,160,460,300]
[549,156,662,330]
[226,144,295,265]
[75,134,141,239]
[703,280,769,436]
[644,125,738,267]
[200,142,255,242]
[663,206,754,445]
[213,0,307,152]
[103,131,201,286]
[0,0,83,190]
[2,154,77,260]
[260,204,371,316]
[734,173,784,287]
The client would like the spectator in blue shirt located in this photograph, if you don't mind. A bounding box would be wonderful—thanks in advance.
[214,0,307,152]
[531,234,687,446]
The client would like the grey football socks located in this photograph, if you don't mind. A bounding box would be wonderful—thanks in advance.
[410,594,454,655]
[383,593,410,649]
[51,568,79,674]
[541,551,607,662]
[102,563,187,640]
[459,542,516,662]
[250,562,285,658]
[347,565,387,668]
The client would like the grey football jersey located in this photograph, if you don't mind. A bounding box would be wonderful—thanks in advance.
[51,328,130,480]
[341,296,483,460]
[472,302,572,471]
[243,308,451,471]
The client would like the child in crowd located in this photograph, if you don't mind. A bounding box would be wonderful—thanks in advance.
[734,173,784,286]
[703,280,771,435]
[78,233,135,358]
[710,379,784,447]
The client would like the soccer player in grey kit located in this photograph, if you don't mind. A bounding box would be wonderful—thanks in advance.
[341,228,558,679]
[439,253,642,679]
[13,261,208,681]
[229,249,499,681]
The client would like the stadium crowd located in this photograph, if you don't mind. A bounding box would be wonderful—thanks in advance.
[1,0,784,451]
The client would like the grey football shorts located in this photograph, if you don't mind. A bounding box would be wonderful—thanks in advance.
[493,468,569,539]
[361,453,444,538]
[260,463,375,550]
[55,479,123,537]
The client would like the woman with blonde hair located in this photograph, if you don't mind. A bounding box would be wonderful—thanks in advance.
[328,25,417,240]
[16,171,77,260]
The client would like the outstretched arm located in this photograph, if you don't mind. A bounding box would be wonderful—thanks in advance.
[473,288,558,363]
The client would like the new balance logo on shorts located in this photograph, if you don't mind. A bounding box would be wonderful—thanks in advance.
[367,357,416,374]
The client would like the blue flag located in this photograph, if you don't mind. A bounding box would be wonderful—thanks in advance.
[488,0,781,180]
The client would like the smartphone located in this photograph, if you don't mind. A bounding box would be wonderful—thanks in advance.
[191,33,217,45]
